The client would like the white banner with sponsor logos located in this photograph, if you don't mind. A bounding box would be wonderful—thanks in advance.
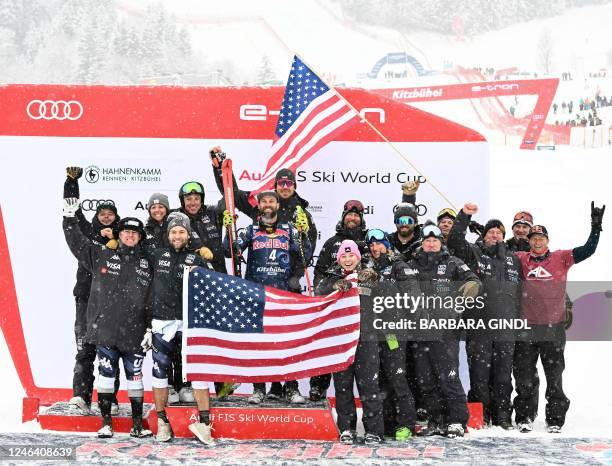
[0,86,488,398]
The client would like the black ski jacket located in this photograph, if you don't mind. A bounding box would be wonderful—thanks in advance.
[63,217,151,353]
[64,178,119,300]
[447,210,522,340]
[149,246,213,321]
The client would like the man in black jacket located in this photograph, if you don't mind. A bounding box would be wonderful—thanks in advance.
[388,202,421,258]
[447,203,522,429]
[177,181,224,274]
[63,200,152,439]
[63,167,120,415]
[140,213,216,444]
[314,200,368,287]
[406,224,481,438]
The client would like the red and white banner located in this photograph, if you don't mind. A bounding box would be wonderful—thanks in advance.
[372,72,567,149]
[0,85,488,405]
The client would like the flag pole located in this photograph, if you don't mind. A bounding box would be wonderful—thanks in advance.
[295,54,458,211]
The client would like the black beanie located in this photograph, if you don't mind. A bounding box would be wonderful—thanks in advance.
[96,202,118,217]
[274,169,296,189]
[482,219,506,238]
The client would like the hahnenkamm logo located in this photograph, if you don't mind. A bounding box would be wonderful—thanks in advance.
[85,165,100,183]
[85,165,162,183]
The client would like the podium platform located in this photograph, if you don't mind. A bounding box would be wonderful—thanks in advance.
[149,396,338,441]
[36,396,338,441]
[38,401,154,433]
[35,397,482,439]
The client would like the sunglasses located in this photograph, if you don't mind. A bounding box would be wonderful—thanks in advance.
[366,228,387,243]
[180,182,204,195]
[343,200,364,213]
[396,216,416,226]
[422,224,442,238]
[277,179,294,188]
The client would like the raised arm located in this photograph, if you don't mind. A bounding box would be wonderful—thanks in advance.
[573,201,604,264]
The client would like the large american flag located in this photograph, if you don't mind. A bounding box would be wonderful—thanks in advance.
[182,268,361,382]
[248,55,361,204]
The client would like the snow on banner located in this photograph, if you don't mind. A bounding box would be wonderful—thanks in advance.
[182,268,361,382]
[248,55,361,205]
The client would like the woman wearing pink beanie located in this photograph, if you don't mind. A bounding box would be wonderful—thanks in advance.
[335,239,362,266]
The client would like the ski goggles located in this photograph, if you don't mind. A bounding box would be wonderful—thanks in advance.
[437,207,457,220]
[513,211,533,224]
[343,200,364,213]
[366,228,388,244]
[277,178,294,188]
[422,224,442,239]
[395,216,416,226]
[180,182,204,195]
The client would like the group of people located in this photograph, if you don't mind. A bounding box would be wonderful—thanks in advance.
[62,147,605,446]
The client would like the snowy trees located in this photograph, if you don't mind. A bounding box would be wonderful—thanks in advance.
[0,1,199,85]
[335,0,606,35]
[257,55,277,84]
[536,28,554,75]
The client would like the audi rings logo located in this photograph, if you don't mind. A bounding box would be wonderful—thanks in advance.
[26,100,84,121]
[81,199,115,212]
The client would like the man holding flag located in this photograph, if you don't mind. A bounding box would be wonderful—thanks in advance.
[211,150,317,277]
[222,190,311,403]
[212,54,361,284]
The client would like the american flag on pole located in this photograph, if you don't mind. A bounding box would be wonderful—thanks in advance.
[182,268,361,382]
[248,55,361,205]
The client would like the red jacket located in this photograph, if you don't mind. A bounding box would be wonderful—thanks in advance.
[516,250,574,325]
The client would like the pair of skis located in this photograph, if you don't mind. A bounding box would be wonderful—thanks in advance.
[220,158,242,277]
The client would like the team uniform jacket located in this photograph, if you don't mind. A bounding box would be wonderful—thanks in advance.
[404,247,481,341]
[64,178,119,300]
[447,210,522,339]
[226,221,310,290]
[178,201,226,274]
[148,246,213,322]
[63,217,152,353]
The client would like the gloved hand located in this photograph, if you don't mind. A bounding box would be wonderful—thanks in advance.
[223,210,234,228]
[198,246,214,261]
[63,198,80,217]
[333,279,352,292]
[288,276,302,292]
[140,328,152,352]
[459,281,480,299]
[106,239,118,250]
[66,166,83,180]
[209,146,226,169]
[358,268,379,283]
[469,220,484,236]
[402,180,420,196]
[295,206,309,233]
[591,201,605,232]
